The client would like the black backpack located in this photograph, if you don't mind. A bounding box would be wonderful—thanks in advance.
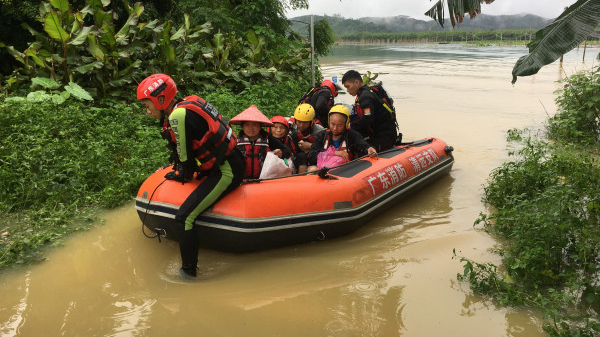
[298,85,334,106]
[368,83,398,130]
[368,83,395,114]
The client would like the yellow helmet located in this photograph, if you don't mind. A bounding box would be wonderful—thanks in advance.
[328,104,351,128]
[294,103,315,122]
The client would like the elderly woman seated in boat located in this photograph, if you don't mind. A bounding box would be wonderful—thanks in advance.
[269,115,299,160]
[230,105,290,179]
[307,104,376,172]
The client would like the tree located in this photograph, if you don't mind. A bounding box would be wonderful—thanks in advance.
[312,19,335,57]
[425,0,600,83]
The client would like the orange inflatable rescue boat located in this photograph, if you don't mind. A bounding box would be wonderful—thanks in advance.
[135,137,454,253]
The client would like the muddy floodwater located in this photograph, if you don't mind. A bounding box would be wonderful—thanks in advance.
[1,44,599,337]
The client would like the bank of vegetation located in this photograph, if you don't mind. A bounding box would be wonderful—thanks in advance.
[0,0,326,268]
[334,29,600,47]
[335,29,539,45]
[455,66,600,336]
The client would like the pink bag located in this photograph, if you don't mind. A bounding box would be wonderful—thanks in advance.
[317,146,348,169]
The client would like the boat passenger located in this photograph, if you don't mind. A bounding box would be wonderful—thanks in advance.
[137,74,243,279]
[230,105,290,179]
[307,104,376,171]
[341,70,398,151]
[291,103,325,173]
[269,115,299,158]
[298,80,343,128]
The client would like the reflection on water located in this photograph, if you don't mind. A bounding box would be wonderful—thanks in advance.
[0,272,30,336]
[2,44,597,337]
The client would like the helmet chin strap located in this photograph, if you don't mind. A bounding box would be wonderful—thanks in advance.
[158,98,177,127]
[159,110,166,127]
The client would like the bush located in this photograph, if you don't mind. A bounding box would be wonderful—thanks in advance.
[0,81,307,268]
[548,66,600,146]
[459,130,600,336]
[0,98,165,266]
[0,0,313,100]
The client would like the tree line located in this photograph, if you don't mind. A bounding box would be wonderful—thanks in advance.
[335,29,599,44]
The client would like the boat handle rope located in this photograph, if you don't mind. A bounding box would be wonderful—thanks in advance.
[141,177,169,243]
[242,139,432,184]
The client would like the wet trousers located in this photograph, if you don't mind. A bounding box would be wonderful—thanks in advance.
[175,150,243,268]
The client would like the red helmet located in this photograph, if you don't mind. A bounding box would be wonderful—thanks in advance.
[270,116,289,127]
[268,115,289,133]
[320,79,340,97]
[137,74,177,111]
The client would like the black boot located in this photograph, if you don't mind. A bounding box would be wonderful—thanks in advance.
[180,264,198,278]
[178,224,200,278]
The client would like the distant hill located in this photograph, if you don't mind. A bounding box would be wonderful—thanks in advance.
[289,14,552,36]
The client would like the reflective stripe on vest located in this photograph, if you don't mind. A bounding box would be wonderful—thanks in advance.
[168,95,237,171]
[237,135,270,179]
[323,131,353,161]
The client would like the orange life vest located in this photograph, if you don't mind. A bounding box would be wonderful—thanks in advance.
[237,134,270,179]
[163,95,237,171]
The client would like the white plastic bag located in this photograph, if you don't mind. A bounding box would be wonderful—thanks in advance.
[259,151,294,179]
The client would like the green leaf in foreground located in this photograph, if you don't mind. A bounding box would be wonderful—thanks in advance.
[511,0,600,84]
[43,9,70,42]
[64,82,93,101]
[32,77,61,89]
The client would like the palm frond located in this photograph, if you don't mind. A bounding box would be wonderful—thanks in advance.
[425,0,495,28]
[512,0,600,84]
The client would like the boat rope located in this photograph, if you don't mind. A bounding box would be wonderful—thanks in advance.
[241,138,435,184]
[140,177,168,243]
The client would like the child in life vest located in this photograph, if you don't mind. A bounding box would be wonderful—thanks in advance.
[290,103,324,173]
[230,105,290,179]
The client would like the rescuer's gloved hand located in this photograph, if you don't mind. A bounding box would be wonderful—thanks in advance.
[180,159,198,181]
[164,163,188,184]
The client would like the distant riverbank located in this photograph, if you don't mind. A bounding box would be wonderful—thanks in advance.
[334,28,600,48]
[334,39,600,51]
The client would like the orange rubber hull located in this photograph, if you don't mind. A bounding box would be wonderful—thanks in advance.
[136,138,454,252]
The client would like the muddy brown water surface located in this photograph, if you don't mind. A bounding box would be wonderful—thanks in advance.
[2,44,599,337]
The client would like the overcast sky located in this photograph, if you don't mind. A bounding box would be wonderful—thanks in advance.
[286,0,578,20]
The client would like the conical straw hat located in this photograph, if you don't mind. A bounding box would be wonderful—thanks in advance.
[229,105,273,127]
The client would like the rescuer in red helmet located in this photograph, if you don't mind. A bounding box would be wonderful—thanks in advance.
[297,79,342,128]
[137,73,243,278]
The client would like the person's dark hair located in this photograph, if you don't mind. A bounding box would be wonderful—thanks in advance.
[342,70,362,84]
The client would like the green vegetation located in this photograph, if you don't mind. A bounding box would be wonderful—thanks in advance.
[0,0,329,269]
[335,29,540,45]
[0,0,316,98]
[455,66,600,336]
[0,98,164,266]
[0,81,304,268]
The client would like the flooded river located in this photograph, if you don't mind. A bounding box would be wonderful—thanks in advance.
[1,44,599,337]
